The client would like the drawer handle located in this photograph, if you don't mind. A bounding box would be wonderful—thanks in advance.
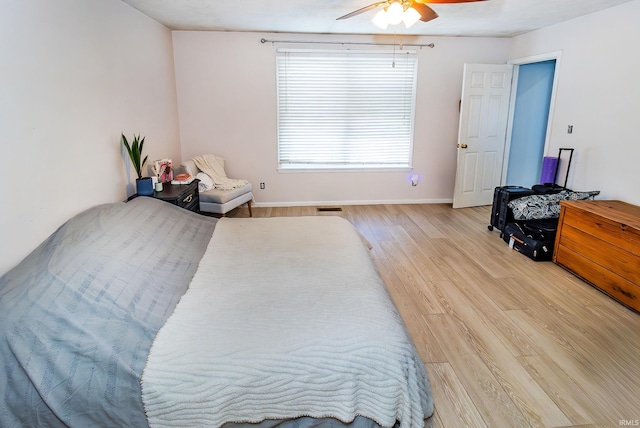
[183,194,193,204]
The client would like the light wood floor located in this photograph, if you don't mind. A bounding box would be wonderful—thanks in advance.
[228,203,640,427]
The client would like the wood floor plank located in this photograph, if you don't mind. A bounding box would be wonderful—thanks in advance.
[431,256,542,358]
[379,240,446,315]
[428,274,571,427]
[518,355,600,426]
[426,362,488,428]
[356,205,394,242]
[376,258,447,364]
[424,313,533,428]
[386,224,448,283]
[584,304,640,356]
[506,309,640,425]
[399,205,447,239]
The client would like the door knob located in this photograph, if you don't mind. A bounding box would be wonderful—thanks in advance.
[458,143,468,149]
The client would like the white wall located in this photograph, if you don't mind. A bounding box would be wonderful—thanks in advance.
[509,0,640,205]
[173,32,510,206]
[0,0,180,276]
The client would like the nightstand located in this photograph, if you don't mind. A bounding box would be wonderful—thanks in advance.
[144,180,200,213]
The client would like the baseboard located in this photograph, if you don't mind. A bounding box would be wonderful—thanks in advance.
[252,198,453,208]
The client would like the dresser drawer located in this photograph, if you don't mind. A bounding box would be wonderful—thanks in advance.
[562,207,640,257]
[182,197,200,213]
[556,223,640,285]
[176,190,197,208]
[555,244,640,310]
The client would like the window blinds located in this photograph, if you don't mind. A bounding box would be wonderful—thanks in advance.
[276,51,417,170]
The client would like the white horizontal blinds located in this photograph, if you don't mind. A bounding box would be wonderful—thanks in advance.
[277,51,417,169]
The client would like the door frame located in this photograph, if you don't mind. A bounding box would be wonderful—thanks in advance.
[501,50,563,185]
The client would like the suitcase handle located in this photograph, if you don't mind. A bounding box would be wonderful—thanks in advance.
[553,148,574,188]
[510,235,525,245]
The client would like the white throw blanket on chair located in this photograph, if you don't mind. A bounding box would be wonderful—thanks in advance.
[192,154,248,191]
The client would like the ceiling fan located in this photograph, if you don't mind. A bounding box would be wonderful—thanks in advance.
[337,0,487,28]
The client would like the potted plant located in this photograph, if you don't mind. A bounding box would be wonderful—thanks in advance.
[122,133,153,195]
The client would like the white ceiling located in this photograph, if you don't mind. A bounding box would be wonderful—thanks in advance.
[121,0,633,38]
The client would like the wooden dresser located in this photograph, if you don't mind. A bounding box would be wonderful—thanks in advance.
[553,200,640,312]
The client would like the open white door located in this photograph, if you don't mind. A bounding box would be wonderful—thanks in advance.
[452,64,513,209]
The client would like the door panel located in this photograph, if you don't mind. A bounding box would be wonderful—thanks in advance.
[490,71,508,88]
[462,152,478,192]
[482,151,498,190]
[487,97,503,136]
[453,64,513,209]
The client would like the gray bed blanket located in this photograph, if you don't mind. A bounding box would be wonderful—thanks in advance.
[142,217,433,428]
[0,197,217,427]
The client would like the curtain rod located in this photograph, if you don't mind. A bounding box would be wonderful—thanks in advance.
[260,38,435,49]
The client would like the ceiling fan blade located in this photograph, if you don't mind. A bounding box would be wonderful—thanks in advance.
[337,1,389,20]
[416,0,487,3]
[411,3,439,22]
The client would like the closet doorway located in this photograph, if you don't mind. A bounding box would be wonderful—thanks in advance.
[503,52,561,188]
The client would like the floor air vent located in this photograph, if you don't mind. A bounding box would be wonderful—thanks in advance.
[317,207,343,212]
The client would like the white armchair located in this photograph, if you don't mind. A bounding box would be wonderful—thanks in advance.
[181,156,253,217]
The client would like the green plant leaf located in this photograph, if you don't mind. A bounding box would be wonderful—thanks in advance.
[122,132,147,179]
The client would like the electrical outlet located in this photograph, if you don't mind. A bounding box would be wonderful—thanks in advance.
[259,182,265,190]
[567,125,573,134]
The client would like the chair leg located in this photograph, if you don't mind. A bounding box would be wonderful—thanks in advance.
[247,200,253,217]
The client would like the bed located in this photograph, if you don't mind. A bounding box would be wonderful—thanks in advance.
[0,197,433,427]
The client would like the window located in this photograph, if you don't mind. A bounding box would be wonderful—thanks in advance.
[276,50,418,171]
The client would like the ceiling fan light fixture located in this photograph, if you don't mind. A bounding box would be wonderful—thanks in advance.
[386,2,404,25]
[402,6,421,28]
[372,9,390,29]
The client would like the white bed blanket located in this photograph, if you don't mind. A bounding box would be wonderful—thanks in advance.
[142,217,433,428]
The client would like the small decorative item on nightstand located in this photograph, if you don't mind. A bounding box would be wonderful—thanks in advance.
[152,159,173,183]
[171,173,195,185]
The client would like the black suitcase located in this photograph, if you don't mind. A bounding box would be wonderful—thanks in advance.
[502,222,556,261]
[522,219,558,241]
[501,220,558,244]
[488,186,535,232]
